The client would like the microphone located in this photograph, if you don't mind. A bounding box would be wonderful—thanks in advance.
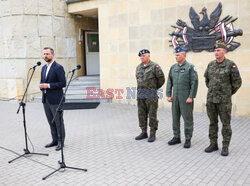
[30,61,41,69]
[71,65,81,72]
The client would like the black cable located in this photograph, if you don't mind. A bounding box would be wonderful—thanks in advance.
[25,68,32,103]
[0,146,56,170]
[1,70,75,172]
[25,71,73,153]
[63,71,72,95]
[0,91,41,102]
[67,70,79,81]
[27,134,35,153]
[0,70,74,171]
[0,71,77,102]
[27,69,35,153]
[66,71,72,82]
[23,68,35,153]
[0,146,20,156]
[61,72,72,173]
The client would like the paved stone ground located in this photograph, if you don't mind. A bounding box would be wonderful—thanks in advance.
[0,101,249,185]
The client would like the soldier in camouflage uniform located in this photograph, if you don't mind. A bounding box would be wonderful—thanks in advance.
[204,43,242,156]
[135,49,165,142]
[166,46,198,148]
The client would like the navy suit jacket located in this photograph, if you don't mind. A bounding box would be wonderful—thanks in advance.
[40,61,66,104]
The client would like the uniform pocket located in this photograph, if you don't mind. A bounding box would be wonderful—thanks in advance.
[218,69,230,81]
[180,69,190,85]
[136,70,142,79]
[145,70,155,79]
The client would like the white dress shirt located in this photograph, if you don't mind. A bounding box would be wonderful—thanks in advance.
[45,60,54,90]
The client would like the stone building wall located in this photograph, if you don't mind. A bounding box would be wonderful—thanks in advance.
[0,0,249,117]
[68,0,250,117]
[0,0,98,100]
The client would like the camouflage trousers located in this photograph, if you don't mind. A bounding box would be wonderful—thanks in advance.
[172,95,194,140]
[206,102,232,147]
[137,98,158,134]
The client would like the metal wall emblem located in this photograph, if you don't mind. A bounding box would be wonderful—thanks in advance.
[170,2,243,52]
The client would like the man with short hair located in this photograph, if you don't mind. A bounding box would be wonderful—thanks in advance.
[40,47,66,151]
[166,46,198,148]
[204,43,242,156]
[135,49,165,142]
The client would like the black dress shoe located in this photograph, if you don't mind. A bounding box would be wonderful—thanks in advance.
[148,134,156,142]
[45,141,57,148]
[135,133,148,140]
[168,137,181,145]
[204,144,218,153]
[184,139,191,148]
[55,143,63,151]
[221,147,229,156]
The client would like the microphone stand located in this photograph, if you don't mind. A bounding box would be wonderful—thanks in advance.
[42,69,87,180]
[9,66,48,164]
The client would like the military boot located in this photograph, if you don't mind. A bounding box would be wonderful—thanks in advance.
[135,132,148,140]
[221,147,229,156]
[204,143,218,153]
[184,139,191,148]
[148,131,156,143]
[168,137,181,145]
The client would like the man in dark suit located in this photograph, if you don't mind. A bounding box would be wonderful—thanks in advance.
[39,47,66,151]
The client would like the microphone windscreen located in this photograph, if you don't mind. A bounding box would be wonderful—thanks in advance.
[77,65,81,69]
[37,61,42,66]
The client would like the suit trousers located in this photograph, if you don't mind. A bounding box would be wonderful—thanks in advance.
[43,97,65,144]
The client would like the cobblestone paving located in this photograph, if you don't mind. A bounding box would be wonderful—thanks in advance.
[0,101,249,185]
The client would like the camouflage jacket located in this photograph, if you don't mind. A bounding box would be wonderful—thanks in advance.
[204,58,242,103]
[166,61,198,98]
[136,60,165,90]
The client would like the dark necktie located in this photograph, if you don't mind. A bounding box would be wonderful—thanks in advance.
[43,65,48,81]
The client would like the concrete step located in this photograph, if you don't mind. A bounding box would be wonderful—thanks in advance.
[76,75,100,81]
[67,85,100,90]
[33,75,110,103]
[70,81,100,86]
[65,94,101,99]
[66,89,99,95]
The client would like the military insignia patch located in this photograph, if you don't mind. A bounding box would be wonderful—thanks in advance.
[232,65,237,69]
[180,68,185,73]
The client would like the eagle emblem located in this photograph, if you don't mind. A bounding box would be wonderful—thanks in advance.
[170,2,243,52]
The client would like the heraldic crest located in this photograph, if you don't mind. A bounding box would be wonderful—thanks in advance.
[170,2,243,52]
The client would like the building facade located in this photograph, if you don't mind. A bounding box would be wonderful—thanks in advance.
[0,0,97,100]
[1,0,250,117]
